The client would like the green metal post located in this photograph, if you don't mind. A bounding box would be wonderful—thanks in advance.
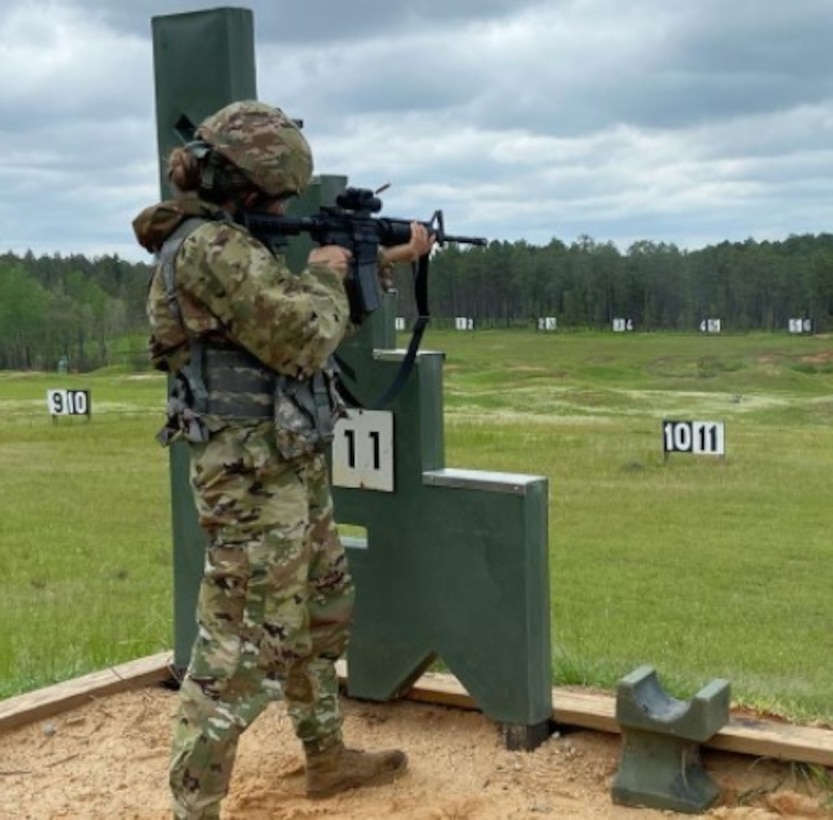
[151,8,257,671]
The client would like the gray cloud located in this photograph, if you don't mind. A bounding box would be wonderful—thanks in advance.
[73,0,532,40]
[1,0,833,260]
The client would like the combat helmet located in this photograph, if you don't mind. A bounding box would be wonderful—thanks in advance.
[195,100,313,197]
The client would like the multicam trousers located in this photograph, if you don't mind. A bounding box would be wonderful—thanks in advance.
[169,421,355,819]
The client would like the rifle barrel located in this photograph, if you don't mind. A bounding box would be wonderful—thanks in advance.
[441,233,488,246]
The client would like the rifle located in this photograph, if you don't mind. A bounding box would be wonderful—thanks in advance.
[242,186,487,324]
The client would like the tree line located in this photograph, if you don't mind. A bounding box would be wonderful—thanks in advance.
[2,231,833,371]
[0,251,149,371]
[394,232,833,333]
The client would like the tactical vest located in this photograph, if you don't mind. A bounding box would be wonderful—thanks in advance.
[154,217,343,458]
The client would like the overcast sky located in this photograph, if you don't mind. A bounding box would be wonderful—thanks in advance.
[2,0,833,263]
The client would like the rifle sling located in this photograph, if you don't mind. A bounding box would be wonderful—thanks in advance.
[338,253,430,410]
[375,254,429,408]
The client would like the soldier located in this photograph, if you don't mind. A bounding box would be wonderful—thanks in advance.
[133,100,433,819]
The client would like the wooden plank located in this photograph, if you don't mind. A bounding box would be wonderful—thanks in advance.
[0,652,173,733]
[3,655,832,768]
[709,715,833,767]
[399,673,833,767]
[553,687,617,733]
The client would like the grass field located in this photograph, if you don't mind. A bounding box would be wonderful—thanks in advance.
[2,329,832,724]
[0,370,172,696]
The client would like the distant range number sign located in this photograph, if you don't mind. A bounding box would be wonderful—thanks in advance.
[662,420,725,457]
[47,389,91,417]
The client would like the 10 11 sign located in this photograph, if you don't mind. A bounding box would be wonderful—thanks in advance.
[662,420,725,456]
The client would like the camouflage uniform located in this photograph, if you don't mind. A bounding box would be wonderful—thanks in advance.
[134,197,355,819]
[135,101,407,818]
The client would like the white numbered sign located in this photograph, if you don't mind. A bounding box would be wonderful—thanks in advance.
[662,420,725,456]
[47,389,90,417]
[788,318,813,334]
[332,409,394,492]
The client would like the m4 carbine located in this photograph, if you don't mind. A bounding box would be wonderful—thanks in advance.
[243,186,487,324]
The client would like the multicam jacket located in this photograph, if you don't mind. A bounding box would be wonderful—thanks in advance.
[132,195,351,454]
[133,195,350,377]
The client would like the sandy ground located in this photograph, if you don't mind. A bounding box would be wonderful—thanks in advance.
[0,686,831,819]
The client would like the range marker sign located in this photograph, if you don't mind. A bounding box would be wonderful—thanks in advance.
[47,389,91,418]
[662,420,725,458]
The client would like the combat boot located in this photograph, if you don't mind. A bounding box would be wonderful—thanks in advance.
[305,741,408,798]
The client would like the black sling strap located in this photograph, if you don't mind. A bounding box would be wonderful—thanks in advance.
[337,254,430,410]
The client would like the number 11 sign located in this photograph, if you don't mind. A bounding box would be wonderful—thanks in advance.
[332,409,395,492]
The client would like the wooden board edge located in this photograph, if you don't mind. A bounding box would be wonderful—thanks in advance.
[363,671,833,767]
[0,651,174,733]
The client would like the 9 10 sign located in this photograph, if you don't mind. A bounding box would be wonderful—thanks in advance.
[47,389,91,418]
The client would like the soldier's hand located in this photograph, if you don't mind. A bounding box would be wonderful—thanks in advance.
[379,222,436,267]
[309,245,352,279]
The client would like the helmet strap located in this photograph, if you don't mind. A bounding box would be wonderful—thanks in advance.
[230,190,261,223]
[184,140,219,191]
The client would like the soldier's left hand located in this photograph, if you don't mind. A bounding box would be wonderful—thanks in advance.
[380,222,436,267]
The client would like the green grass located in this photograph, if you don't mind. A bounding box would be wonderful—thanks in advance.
[0,370,173,697]
[429,328,833,723]
[2,329,833,725]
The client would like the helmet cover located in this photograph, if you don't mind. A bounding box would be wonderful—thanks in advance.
[196,100,313,197]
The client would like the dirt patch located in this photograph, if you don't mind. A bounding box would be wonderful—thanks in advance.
[1,688,831,819]
[799,351,833,365]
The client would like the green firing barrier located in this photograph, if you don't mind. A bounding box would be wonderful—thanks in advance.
[333,333,553,745]
[150,7,257,672]
[151,6,553,748]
